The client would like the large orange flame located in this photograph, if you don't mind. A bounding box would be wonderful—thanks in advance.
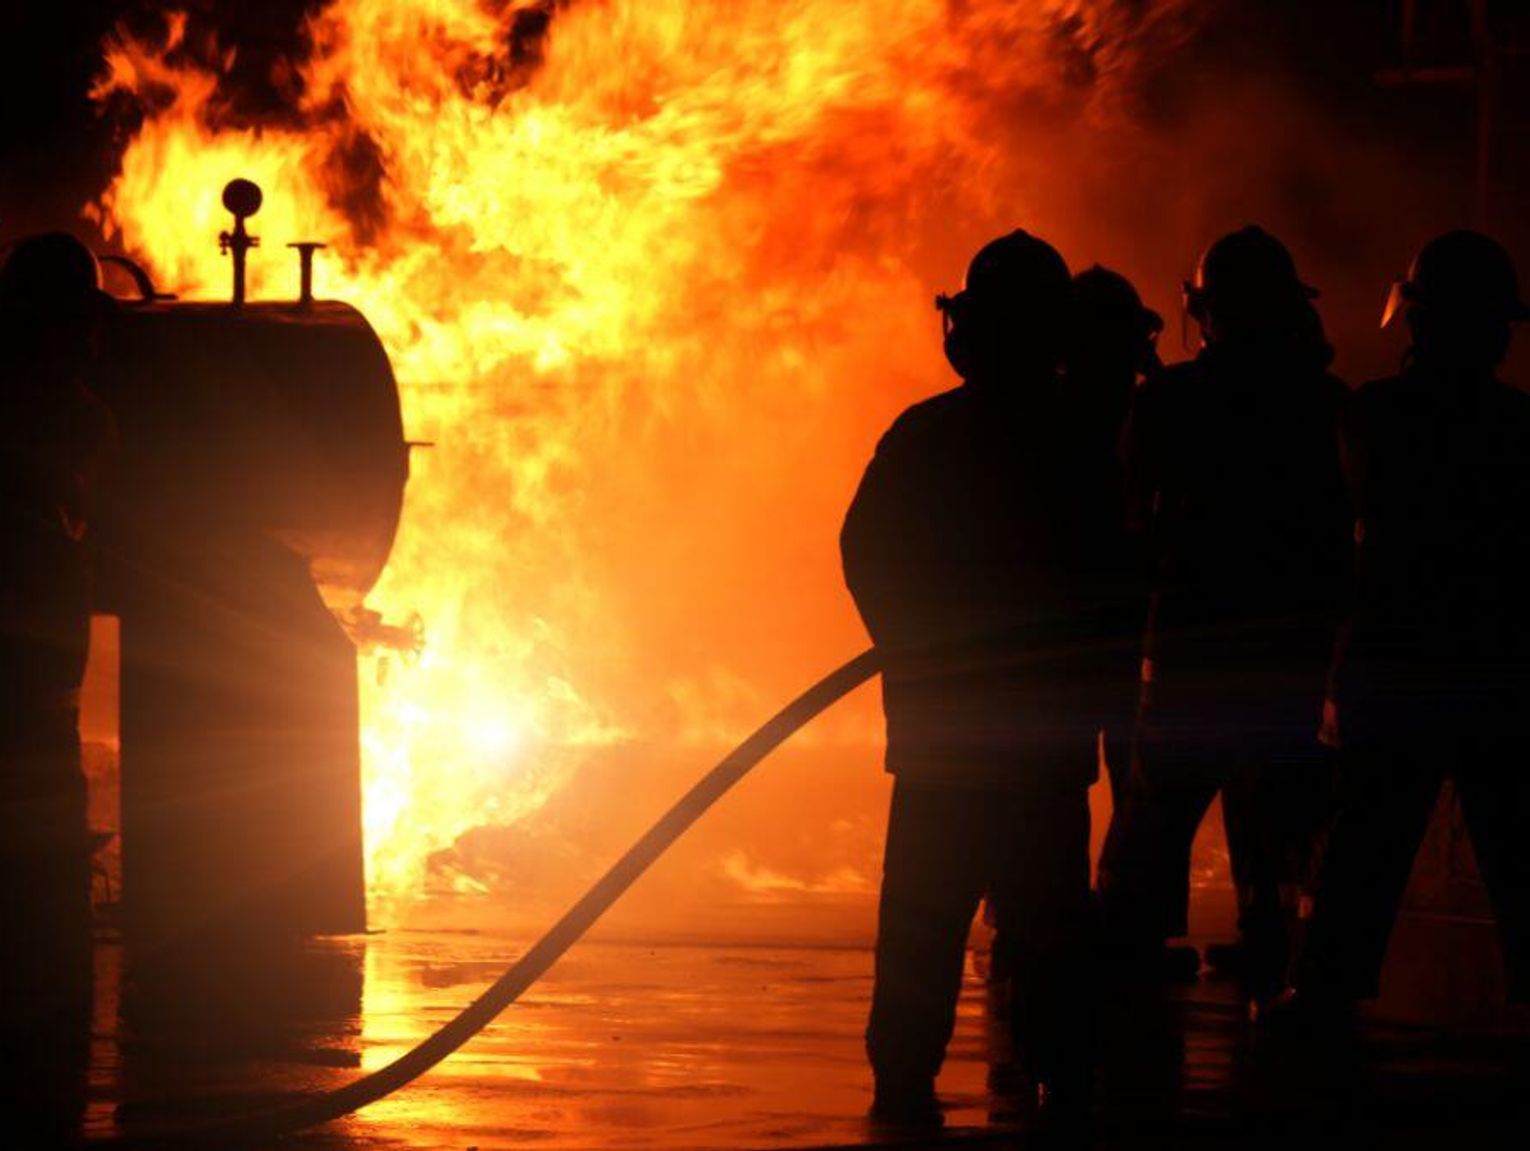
[90,0,1198,917]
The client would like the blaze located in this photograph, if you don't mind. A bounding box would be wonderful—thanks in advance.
[89,0,1197,916]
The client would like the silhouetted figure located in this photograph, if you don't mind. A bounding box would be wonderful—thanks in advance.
[983,267,1162,990]
[1291,231,1530,1014]
[844,231,1098,1129]
[0,233,115,1143]
[1098,227,1351,1001]
[1063,266,1163,806]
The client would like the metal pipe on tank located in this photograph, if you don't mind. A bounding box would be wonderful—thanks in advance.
[218,178,262,307]
[289,242,327,308]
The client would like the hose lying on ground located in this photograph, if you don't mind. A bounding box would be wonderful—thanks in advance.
[94,648,881,1149]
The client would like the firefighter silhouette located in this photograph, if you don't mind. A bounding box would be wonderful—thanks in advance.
[843,230,1101,1129]
[0,232,116,1140]
[982,266,1163,990]
[1064,266,1163,810]
[1097,227,1351,1001]
[1290,231,1530,1017]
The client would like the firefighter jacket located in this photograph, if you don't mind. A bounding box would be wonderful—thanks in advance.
[842,375,1131,789]
[1124,346,1352,745]
[1330,367,1530,742]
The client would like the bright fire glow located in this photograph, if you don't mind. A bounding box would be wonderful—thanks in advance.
[89,0,1197,914]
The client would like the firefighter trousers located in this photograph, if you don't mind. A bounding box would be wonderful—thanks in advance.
[866,776,1094,1092]
[1099,733,1331,990]
[1297,732,1530,1003]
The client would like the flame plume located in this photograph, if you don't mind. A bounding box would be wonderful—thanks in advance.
[90,0,1198,915]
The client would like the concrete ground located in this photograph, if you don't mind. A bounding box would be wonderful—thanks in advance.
[61,906,1529,1151]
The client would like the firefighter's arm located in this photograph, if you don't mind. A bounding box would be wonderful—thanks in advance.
[840,443,910,647]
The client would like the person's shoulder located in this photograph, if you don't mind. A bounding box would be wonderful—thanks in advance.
[1490,381,1530,429]
[1130,360,1202,425]
[1355,373,1405,395]
[1145,359,1203,392]
[1494,380,1530,407]
[1141,359,1206,400]
[1349,374,1406,410]
[1305,369,1352,416]
[1337,374,1408,435]
[1319,370,1351,400]
[875,385,967,454]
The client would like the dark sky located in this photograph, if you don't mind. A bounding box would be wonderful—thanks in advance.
[1,1,317,234]
[3,4,124,231]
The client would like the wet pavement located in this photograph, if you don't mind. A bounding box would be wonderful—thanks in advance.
[64,912,1530,1150]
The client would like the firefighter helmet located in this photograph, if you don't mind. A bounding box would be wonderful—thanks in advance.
[1073,264,1164,347]
[938,229,1071,321]
[1381,229,1530,329]
[1183,226,1317,324]
[934,229,1070,377]
[0,232,114,318]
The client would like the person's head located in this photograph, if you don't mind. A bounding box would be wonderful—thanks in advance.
[936,229,1071,384]
[1383,230,1528,376]
[1066,265,1162,419]
[0,232,114,384]
[1183,226,1318,351]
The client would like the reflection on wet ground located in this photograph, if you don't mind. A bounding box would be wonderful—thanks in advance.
[66,922,1530,1150]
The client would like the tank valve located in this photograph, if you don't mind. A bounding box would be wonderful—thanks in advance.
[287,242,327,308]
[218,178,263,307]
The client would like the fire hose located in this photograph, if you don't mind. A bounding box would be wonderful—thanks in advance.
[93,648,881,1149]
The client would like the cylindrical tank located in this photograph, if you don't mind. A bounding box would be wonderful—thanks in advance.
[92,280,409,949]
[95,299,408,610]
